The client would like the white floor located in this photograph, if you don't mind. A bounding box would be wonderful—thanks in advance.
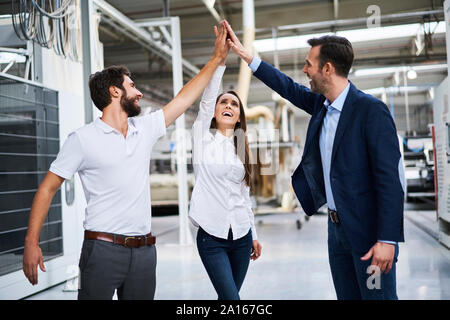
[26,210,450,300]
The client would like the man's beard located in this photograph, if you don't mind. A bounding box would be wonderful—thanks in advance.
[120,95,141,117]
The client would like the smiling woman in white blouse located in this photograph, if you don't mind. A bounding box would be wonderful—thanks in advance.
[189,58,262,300]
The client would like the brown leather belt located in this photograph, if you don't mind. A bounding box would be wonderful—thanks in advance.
[84,230,156,248]
[328,208,340,224]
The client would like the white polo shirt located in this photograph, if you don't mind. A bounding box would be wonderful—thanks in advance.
[49,110,166,236]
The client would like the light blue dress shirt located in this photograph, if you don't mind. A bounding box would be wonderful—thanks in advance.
[248,57,396,246]
[320,83,350,212]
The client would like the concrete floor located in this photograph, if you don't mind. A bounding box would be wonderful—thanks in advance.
[26,209,450,300]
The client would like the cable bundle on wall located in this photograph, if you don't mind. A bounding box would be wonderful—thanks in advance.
[11,0,82,61]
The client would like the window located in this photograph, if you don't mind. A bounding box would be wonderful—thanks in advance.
[0,75,62,276]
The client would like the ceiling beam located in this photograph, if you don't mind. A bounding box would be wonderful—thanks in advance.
[93,0,200,77]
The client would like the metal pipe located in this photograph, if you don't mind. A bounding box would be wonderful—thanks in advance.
[202,0,222,23]
[272,27,279,69]
[276,9,443,33]
[208,9,443,39]
[2,61,15,73]
[333,0,339,20]
[171,17,192,245]
[81,0,95,124]
[135,18,172,27]
[0,47,31,55]
[162,0,169,17]
[236,0,274,121]
[403,67,411,134]
[236,0,254,108]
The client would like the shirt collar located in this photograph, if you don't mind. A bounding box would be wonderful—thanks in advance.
[127,117,139,134]
[323,82,351,112]
[94,117,139,135]
[215,130,234,144]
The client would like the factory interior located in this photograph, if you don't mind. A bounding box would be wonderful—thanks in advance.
[0,0,450,301]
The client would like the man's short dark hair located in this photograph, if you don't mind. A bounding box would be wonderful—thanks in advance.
[307,35,354,78]
[88,65,131,111]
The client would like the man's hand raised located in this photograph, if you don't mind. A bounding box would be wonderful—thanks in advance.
[223,20,253,65]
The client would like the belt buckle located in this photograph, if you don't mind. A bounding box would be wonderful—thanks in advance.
[124,236,135,248]
[329,209,339,224]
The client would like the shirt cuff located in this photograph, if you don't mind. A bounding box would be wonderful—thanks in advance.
[248,57,262,73]
[378,240,397,245]
[251,228,258,241]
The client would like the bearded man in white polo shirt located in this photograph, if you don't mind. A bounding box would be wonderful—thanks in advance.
[22,22,230,300]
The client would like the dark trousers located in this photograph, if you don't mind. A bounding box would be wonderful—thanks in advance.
[328,218,399,300]
[196,227,253,300]
[77,239,157,300]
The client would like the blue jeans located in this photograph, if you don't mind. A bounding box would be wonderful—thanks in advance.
[328,218,399,300]
[196,227,253,300]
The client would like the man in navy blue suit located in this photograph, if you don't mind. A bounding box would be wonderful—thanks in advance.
[224,21,404,300]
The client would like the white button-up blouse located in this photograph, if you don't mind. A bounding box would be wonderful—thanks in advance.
[188,65,257,241]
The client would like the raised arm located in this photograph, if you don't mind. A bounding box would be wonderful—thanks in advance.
[162,22,229,128]
[224,20,322,115]
[193,65,226,133]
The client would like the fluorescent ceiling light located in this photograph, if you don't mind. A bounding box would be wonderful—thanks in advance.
[253,22,445,53]
[353,64,447,77]
[364,85,433,96]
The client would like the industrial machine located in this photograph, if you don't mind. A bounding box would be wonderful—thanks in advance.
[402,135,435,202]
[433,76,450,249]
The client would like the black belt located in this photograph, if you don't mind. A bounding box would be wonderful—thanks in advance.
[328,208,340,224]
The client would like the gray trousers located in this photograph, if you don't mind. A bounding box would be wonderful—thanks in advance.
[77,239,157,300]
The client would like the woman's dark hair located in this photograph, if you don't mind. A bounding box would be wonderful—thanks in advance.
[88,65,131,111]
[210,91,252,187]
[307,35,354,77]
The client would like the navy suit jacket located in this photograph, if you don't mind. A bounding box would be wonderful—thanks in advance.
[253,60,404,254]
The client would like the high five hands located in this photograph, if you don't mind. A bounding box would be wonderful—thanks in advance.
[222,20,254,65]
[214,20,253,66]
